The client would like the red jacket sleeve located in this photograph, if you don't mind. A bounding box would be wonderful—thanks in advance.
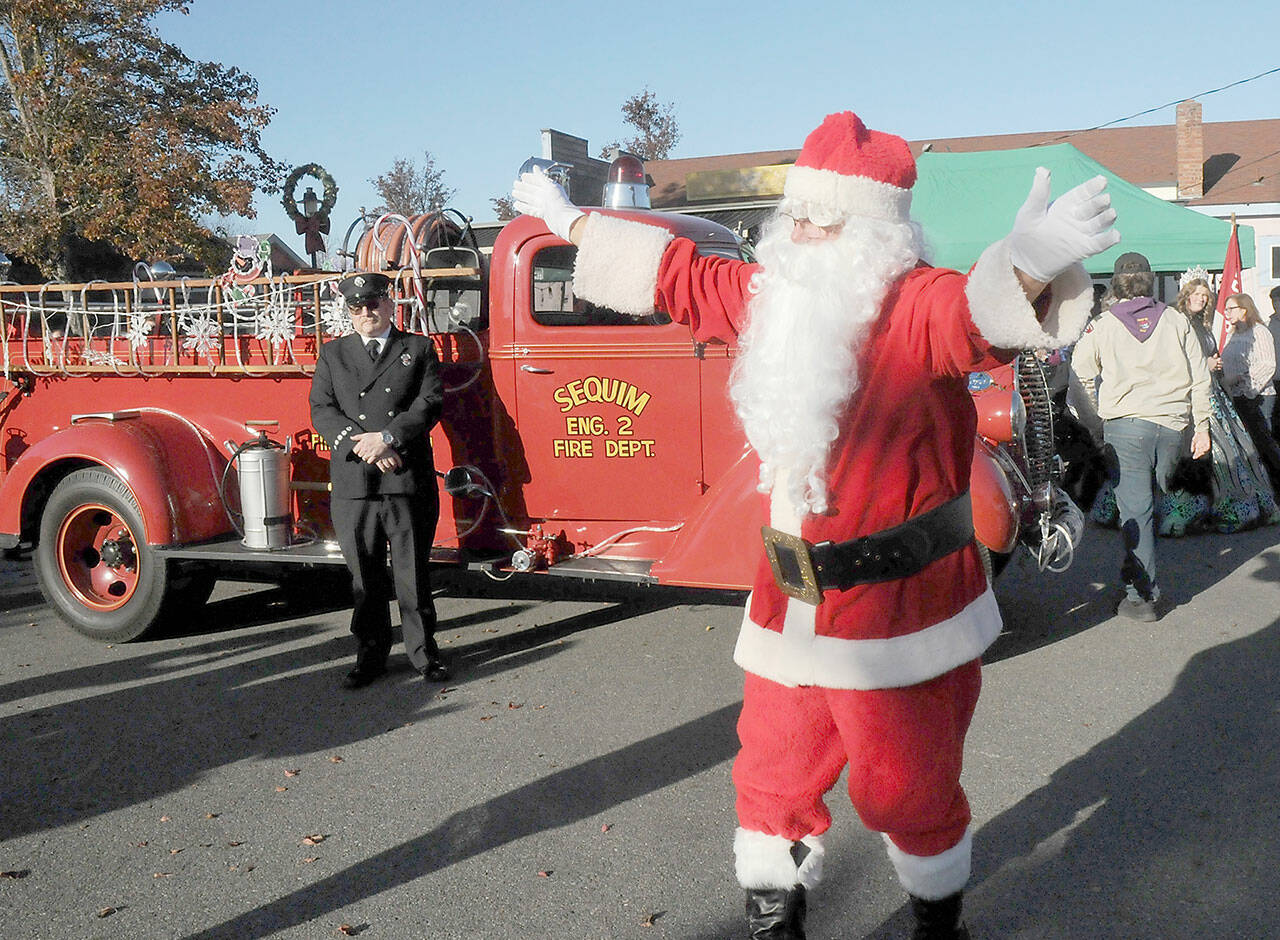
[653,237,760,345]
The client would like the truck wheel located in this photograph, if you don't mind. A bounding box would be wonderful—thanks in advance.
[977,542,1013,584]
[34,468,169,642]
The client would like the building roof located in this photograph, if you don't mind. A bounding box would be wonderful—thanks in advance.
[644,118,1280,210]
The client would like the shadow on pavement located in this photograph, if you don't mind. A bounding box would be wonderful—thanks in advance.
[864,553,1280,938]
[180,702,742,940]
[0,579,702,844]
[987,519,1280,663]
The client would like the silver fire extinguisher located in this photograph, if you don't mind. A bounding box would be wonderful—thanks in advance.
[221,432,293,550]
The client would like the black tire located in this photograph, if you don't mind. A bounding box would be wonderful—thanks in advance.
[34,468,170,642]
[977,542,1013,584]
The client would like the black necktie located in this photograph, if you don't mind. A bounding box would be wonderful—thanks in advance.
[366,339,379,361]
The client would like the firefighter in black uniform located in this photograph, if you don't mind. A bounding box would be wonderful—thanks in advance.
[309,272,450,689]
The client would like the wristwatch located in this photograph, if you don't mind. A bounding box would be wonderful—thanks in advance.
[380,430,397,449]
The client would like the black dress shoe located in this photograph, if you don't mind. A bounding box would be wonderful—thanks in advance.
[419,657,450,682]
[341,663,386,690]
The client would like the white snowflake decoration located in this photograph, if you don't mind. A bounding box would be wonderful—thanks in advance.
[181,312,220,358]
[255,298,294,348]
[126,311,154,350]
[83,348,124,367]
[321,299,353,337]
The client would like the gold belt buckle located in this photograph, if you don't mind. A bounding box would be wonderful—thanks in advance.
[761,526,823,606]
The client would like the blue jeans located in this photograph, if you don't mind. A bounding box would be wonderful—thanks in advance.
[1103,418,1186,601]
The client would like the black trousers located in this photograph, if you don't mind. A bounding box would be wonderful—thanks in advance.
[1233,394,1280,489]
[331,494,440,671]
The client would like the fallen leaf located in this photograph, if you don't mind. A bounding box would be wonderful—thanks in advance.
[329,756,344,764]
[135,841,149,848]
[480,716,494,721]
[204,813,220,819]
[508,702,524,710]
[641,912,660,927]
[538,870,552,877]
[96,907,117,918]
[168,848,183,856]
[0,870,30,879]
[336,925,358,936]
[159,816,170,823]
[301,856,320,864]
[284,769,300,778]
[275,786,289,793]
[153,872,173,878]
[227,841,243,847]
[301,834,326,846]
[601,824,612,833]
[705,625,714,631]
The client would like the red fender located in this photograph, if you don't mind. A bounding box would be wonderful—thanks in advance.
[970,438,1020,554]
[650,448,762,591]
[0,410,230,546]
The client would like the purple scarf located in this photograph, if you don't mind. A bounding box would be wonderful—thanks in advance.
[1110,297,1166,342]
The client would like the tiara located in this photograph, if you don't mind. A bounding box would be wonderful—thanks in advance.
[1179,265,1211,289]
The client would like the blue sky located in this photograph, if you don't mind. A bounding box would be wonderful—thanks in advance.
[156,0,1280,260]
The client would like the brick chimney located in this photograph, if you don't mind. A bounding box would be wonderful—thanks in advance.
[1176,99,1203,199]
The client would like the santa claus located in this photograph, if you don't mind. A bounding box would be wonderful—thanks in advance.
[513,111,1118,939]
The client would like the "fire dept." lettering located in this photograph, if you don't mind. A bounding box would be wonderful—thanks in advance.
[552,376,651,416]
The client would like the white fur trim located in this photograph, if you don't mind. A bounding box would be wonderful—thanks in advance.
[733,588,1001,690]
[784,165,912,223]
[881,828,972,900]
[734,829,826,890]
[965,237,1093,349]
[570,213,673,317]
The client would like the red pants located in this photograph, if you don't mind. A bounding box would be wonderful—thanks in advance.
[733,660,981,860]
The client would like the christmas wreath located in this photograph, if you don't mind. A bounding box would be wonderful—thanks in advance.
[281,163,338,222]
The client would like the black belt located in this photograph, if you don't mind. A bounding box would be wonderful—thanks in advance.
[761,492,974,605]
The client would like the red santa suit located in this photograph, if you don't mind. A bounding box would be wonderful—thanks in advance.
[569,115,1093,903]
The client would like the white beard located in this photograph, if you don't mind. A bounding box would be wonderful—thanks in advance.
[729,213,922,517]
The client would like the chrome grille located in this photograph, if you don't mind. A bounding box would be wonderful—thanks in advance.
[1014,354,1057,488]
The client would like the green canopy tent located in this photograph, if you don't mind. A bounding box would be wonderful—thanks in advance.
[913,143,1253,276]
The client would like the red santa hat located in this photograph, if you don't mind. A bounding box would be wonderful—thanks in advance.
[783,111,916,225]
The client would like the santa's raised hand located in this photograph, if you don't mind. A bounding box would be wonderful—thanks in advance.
[512,167,585,243]
[1009,168,1120,284]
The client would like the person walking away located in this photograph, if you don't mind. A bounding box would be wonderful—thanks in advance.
[1069,252,1211,622]
[309,273,450,690]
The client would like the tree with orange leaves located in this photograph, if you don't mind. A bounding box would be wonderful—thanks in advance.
[0,1,284,281]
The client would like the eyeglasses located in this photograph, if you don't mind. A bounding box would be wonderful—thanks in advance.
[1225,305,1244,312]
[781,213,845,238]
[348,297,386,312]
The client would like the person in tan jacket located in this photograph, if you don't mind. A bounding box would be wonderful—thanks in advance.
[1070,252,1211,621]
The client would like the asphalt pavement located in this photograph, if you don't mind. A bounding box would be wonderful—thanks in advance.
[1,518,1278,939]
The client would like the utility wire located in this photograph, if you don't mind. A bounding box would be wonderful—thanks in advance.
[1036,66,1280,146]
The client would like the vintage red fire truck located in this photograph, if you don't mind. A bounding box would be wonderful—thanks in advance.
[0,158,1080,642]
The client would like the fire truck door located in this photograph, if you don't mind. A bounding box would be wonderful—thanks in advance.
[512,244,703,522]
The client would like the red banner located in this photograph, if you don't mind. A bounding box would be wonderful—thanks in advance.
[1216,223,1243,352]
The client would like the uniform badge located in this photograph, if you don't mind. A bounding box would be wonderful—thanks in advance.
[401,352,412,367]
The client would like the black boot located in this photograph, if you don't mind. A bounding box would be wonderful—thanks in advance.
[745,886,806,939]
[909,892,969,939]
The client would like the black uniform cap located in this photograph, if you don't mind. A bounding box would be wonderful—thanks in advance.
[337,272,392,306]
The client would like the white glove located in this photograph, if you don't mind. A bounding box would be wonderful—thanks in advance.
[1009,168,1120,283]
[511,168,585,242]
